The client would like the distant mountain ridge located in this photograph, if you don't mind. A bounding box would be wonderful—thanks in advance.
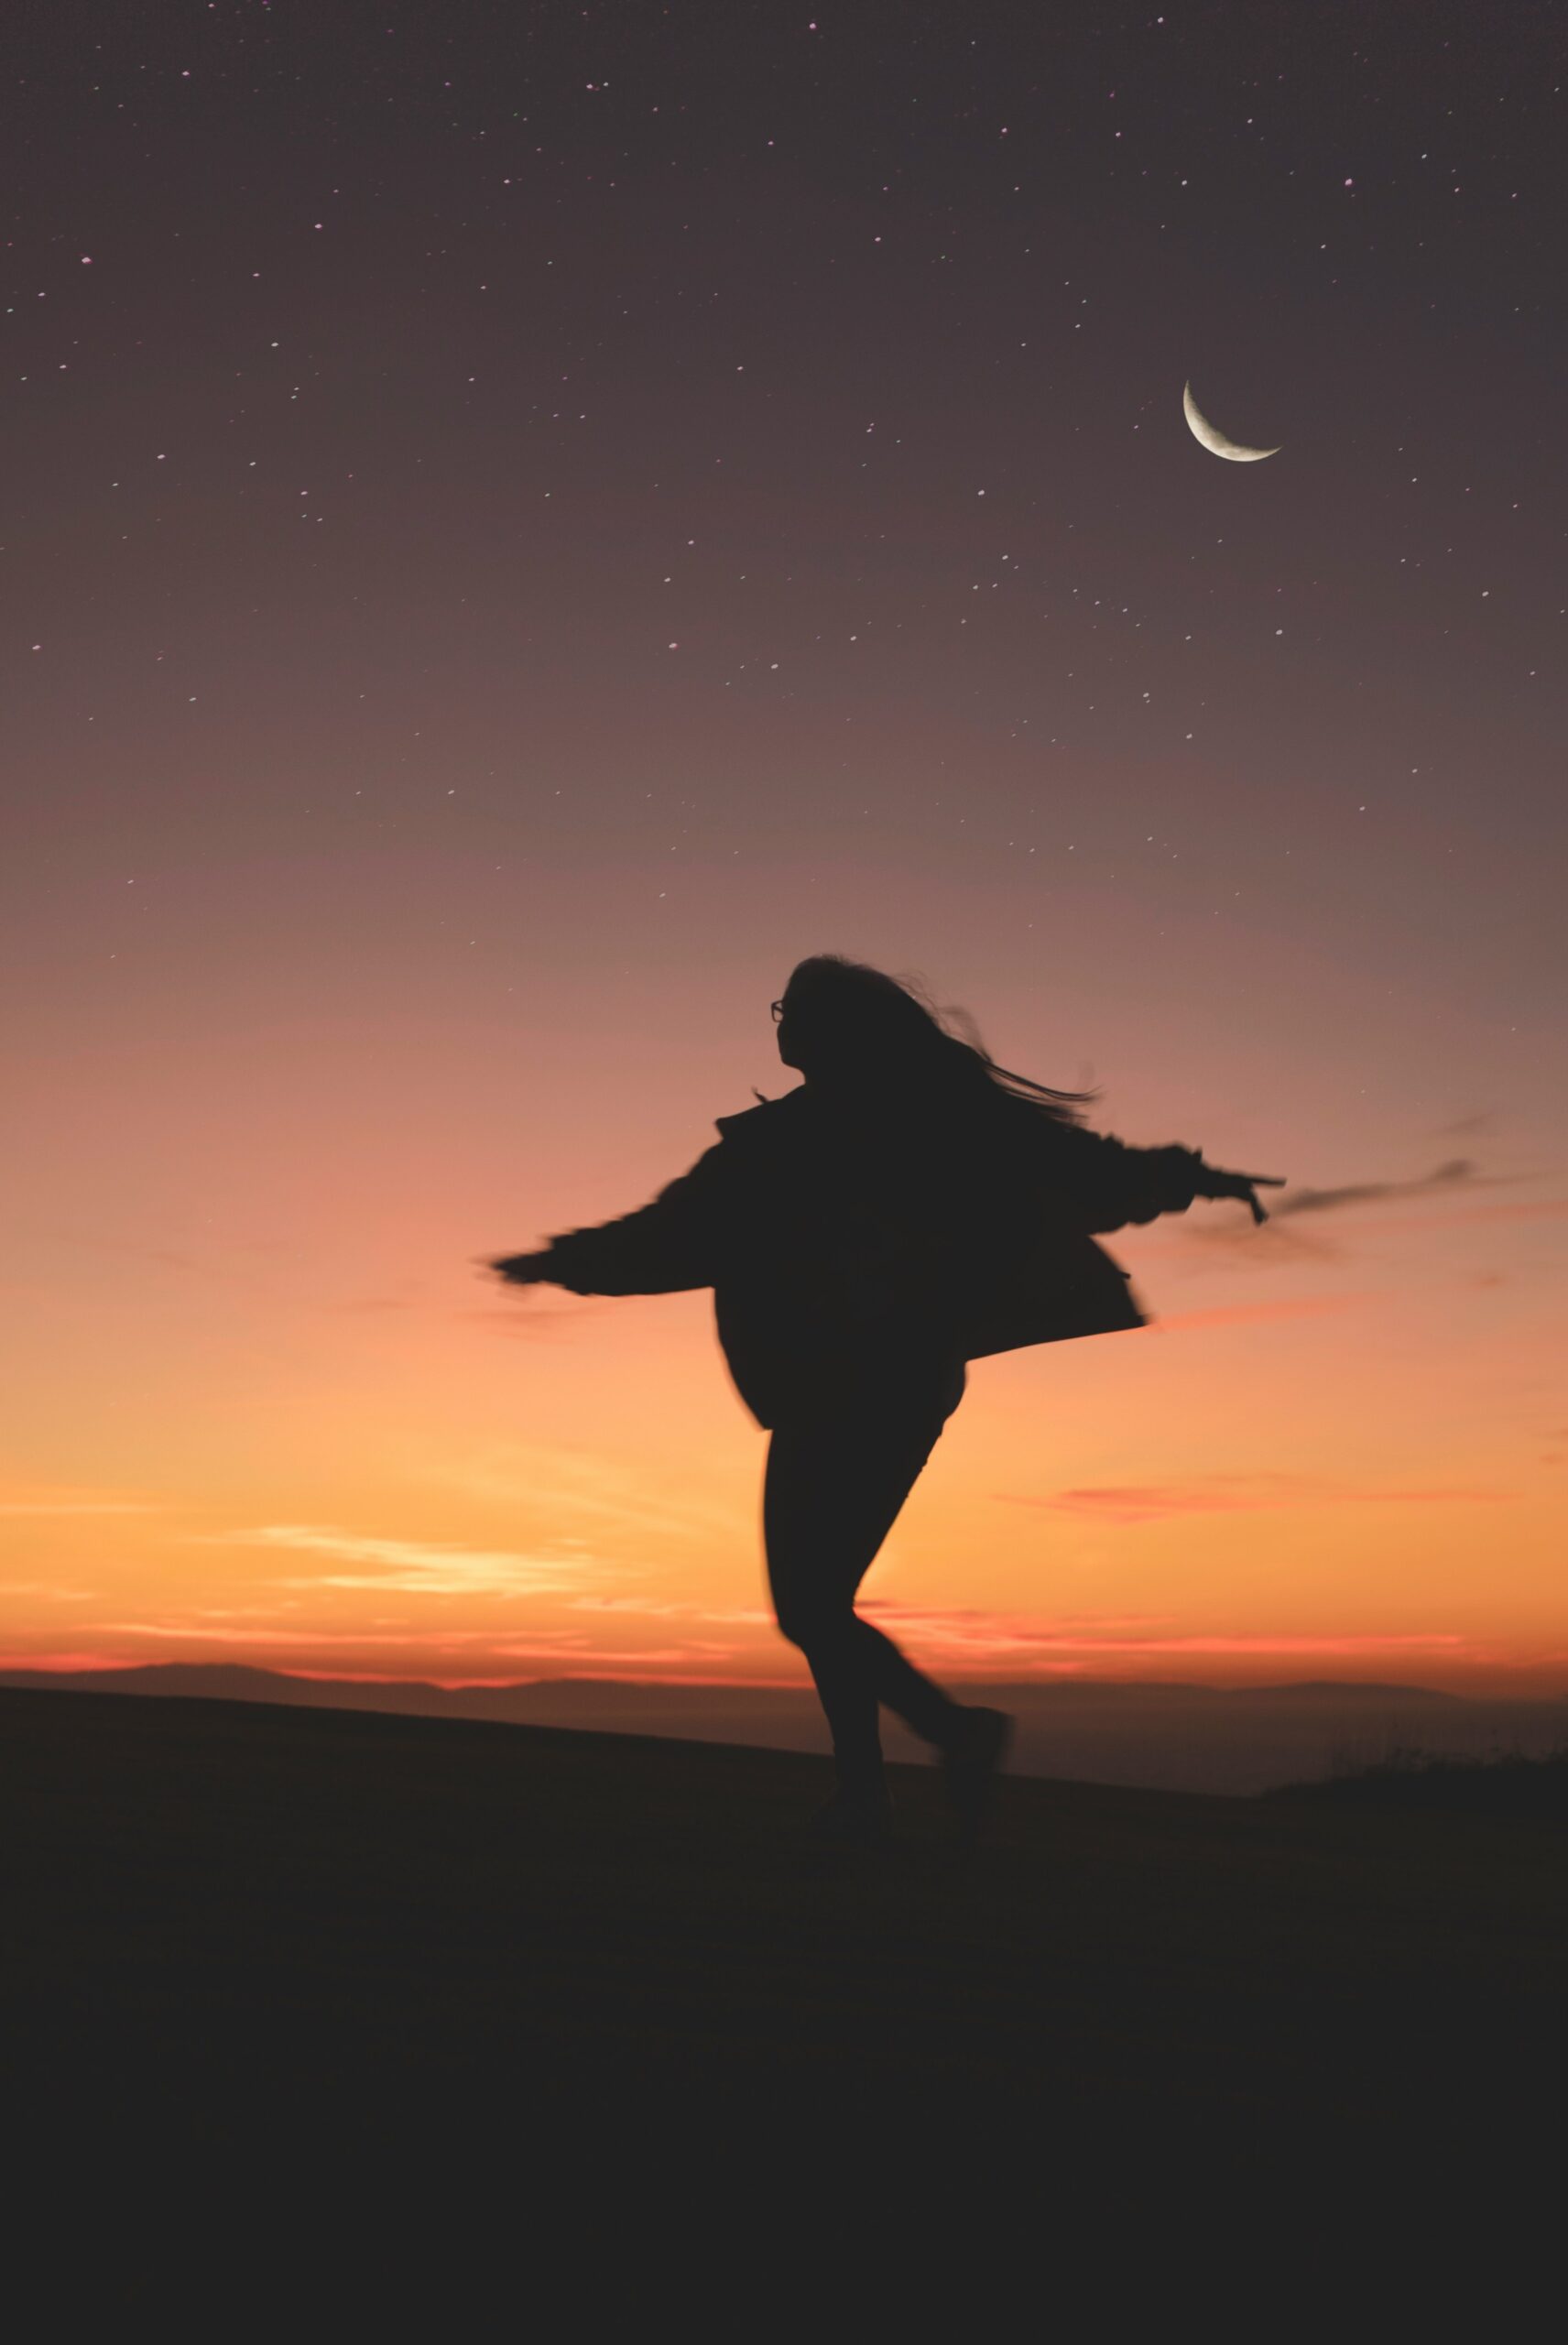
[0,1662,1466,1704]
[5,1662,1563,1796]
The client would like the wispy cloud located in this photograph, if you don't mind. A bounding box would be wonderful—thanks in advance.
[995,1472,1508,1524]
[565,1594,694,1617]
[185,1522,605,1598]
[857,1600,1471,1664]
[97,1621,482,1646]
[0,1484,165,1517]
[324,1280,439,1315]
[1272,1157,1485,1218]
[568,1595,778,1627]
[0,1582,94,1601]
[419,1440,741,1540]
[457,1296,618,1336]
[98,1620,599,1650]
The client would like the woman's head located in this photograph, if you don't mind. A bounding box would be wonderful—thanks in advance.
[773,954,1094,1123]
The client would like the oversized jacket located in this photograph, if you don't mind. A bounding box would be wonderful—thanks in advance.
[537,1083,1214,1428]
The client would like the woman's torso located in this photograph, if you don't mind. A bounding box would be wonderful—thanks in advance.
[711,1085,1050,1422]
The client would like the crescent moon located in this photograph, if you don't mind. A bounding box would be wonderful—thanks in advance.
[1182,380,1280,463]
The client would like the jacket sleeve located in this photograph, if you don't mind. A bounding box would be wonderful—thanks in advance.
[1040,1125,1210,1235]
[539,1142,731,1295]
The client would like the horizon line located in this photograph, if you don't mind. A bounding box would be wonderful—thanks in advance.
[5,1657,1568,1702]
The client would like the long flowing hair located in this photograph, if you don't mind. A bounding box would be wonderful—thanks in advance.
[771,954,1097,1128]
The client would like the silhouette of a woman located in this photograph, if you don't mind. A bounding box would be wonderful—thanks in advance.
[486,957,1282,1849]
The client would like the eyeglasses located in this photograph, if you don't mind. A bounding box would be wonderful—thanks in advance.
[770,1000,785,1022]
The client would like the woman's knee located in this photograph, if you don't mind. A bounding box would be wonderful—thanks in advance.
[769,1583,850,1652]
[770,1596,822,1651]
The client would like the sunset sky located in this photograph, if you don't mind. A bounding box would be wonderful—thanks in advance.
[4,3,1563,1696]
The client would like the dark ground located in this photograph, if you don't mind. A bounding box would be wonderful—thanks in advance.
[5,1685,1562,2300]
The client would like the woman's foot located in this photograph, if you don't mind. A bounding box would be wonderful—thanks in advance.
[808,1783,897,1850]
[941,1707,1013,1848]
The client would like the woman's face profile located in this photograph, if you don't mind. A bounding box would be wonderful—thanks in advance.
[774,992,800,1069]
[764,985,848,1092]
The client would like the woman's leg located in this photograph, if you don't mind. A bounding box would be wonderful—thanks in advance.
[763,1365,968,1792]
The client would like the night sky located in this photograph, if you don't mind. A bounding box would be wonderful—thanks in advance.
[5,3,1564,1694]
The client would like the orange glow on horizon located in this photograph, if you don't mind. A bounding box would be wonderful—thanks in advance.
[5,1128,1566,1701]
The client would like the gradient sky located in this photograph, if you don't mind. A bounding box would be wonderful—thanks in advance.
[4,3,1564,1695]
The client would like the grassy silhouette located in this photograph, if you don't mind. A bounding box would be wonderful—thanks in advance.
[1269,1740,1568,1818]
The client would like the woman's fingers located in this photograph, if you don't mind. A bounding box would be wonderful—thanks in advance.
[1203,1166,1287,1223]
[479,1253,534,1282]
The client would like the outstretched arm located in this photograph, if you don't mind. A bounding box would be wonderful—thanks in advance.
[1045,1126,1284,1231]
[483,1142,732,1296]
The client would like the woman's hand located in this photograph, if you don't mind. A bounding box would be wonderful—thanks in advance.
[1203,1167,1287,1225]
[479,1251,554,1286]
